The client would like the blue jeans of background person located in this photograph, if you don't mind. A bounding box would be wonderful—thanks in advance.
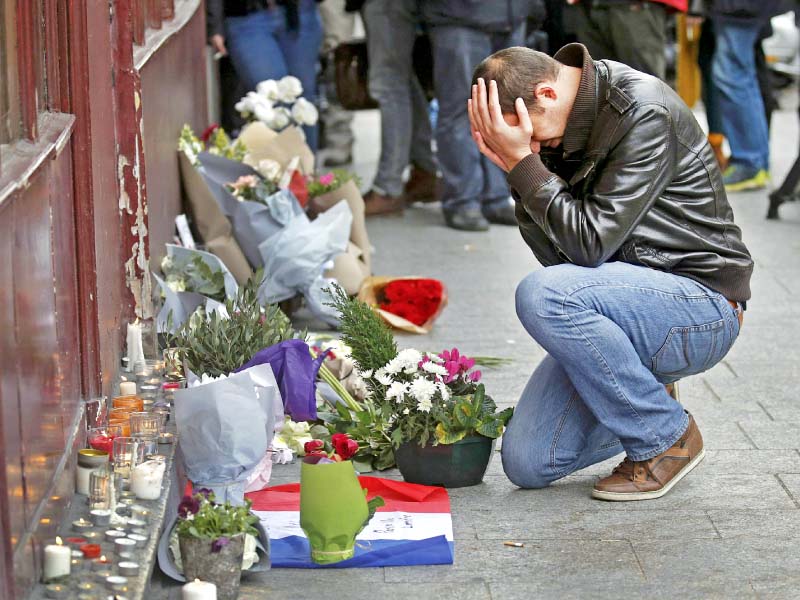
[503,262,741,489]
[225,0,323,151]
[362,0,436,197]
[711,18,770,171]
[429,23,525,214]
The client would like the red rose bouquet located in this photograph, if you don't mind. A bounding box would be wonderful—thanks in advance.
[357,276,448,334]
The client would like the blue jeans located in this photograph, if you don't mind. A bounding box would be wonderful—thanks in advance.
[429,23,525,213]
[503,262,741,489]
[225,1,323,151]
[711,18,770,171]
[362,0,436,197]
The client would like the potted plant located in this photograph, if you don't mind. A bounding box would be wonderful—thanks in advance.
[176,489,259,600]
[324,287,512,486]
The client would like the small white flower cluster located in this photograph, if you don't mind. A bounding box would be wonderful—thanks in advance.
[235,76,318,131]
[376,350,449,413]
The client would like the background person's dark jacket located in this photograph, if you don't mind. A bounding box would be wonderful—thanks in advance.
[507,45,753,302]
[421,0,540,32]
[690,0,789,21]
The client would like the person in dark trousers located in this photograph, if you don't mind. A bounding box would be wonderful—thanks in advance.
[423,0,538,231]
[567,0,687,80]
[468,43,752,500]
[207,0,324,150]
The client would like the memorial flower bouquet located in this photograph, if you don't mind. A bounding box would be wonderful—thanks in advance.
[235,76,318,132]
[225,174,280,206]
[307,169,361,198]
[319,286,512,483]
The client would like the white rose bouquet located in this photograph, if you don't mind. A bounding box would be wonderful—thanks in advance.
[236,75,319,132]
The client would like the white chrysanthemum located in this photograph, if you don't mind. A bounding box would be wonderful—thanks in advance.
[416,397,433,413]
[375,368,393,386]
[256,159,282,182]
[234,95,255,115]
[277,75,303,102]
[402,407,410,415]
[409,377,436,404]
[383,358,403,375]
[422,361,448,377]
[426,353,445,364]
[386,381,408,403]
[358,369,373,379]
[291,97,318,125]
[396,348,423,373]
[256,79,280,101]
[436,382,450,401]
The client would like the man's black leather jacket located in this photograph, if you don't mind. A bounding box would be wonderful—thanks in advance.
[508,56,753,302]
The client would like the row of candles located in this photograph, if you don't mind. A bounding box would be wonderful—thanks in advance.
[42,499,153,599]
[42,350,181,599]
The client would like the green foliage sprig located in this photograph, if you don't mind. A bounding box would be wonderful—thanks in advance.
[207,127,248,162]
[176,490,259,541]
[167,272,301,377]
[433,384,513,445]
[325,285,397,375]
[161,254,227,302]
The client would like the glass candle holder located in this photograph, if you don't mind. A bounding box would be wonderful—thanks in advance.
[112,395,144,412]
[111,437,144,481]
[131,433,158,458]
[84,397,108,430]
[87,425,122,458]
[129,412,160,437]
[88,467,112,510]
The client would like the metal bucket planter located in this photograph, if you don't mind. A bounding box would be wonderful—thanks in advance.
[179,532,245,600]
[394,435,495,488]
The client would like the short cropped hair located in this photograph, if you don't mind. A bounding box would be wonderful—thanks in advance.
[472,47,561,114]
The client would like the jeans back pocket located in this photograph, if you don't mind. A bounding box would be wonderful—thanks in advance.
[651,319,727,380]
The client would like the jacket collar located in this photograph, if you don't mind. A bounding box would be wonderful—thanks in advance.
[553,43,598,157]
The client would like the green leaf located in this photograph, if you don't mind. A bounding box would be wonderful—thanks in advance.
[434,423,467,445]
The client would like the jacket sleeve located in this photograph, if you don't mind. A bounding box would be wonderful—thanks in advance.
[515,203,566,267]
[507,104,677,268]
[207,0,224,39]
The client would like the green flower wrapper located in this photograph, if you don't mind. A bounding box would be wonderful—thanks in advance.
[299,459,373,565]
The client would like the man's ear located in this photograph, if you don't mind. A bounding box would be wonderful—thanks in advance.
[534,83,557,103]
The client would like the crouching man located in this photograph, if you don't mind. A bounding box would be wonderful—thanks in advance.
[468,44,752,500]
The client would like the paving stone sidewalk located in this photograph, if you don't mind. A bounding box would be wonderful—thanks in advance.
[152,101,800,599]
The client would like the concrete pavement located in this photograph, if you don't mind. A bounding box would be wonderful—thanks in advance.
[153,96,800,598]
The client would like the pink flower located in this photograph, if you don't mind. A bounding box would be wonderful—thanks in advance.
[469,370,482,383]
[318,172,335,186]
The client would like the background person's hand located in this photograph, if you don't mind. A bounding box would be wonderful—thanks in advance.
[468,78,534,173]
[210,34,227,57]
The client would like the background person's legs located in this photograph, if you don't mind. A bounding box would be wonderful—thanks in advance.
[606,1,667,79]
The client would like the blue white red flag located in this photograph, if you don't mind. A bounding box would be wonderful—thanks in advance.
[246,476,455,568]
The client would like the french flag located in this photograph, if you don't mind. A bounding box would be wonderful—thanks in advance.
[246,476,455,568]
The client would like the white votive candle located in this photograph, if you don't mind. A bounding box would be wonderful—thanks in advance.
[182,578,217,600]
[130,459,166,500]
[126,321,145,373]
[119,381,137,396]
[43,538,71,582]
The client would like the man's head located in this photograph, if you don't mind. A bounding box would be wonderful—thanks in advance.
[472,47,577,149]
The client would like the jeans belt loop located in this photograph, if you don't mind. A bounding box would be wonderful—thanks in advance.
[727,298,744,328]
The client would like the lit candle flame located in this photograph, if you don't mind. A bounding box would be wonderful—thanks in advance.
[100,555,107,561]
[55,536,63,545]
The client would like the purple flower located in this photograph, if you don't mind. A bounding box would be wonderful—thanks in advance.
[194,487,214,499]
[178,494,200,518]
[211,537,230,553]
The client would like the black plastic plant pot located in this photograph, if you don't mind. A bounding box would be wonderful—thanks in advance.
[394,435,495,488]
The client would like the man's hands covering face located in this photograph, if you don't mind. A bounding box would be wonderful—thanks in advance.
[468,78,538,173]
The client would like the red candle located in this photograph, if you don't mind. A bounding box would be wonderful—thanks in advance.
[65,536,87,548]
[80,543,102,559]
[89,434,114,456]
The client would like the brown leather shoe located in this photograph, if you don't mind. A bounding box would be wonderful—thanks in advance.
[364,190,404,216]
[403,165,439,203]
[592,414,705,502]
